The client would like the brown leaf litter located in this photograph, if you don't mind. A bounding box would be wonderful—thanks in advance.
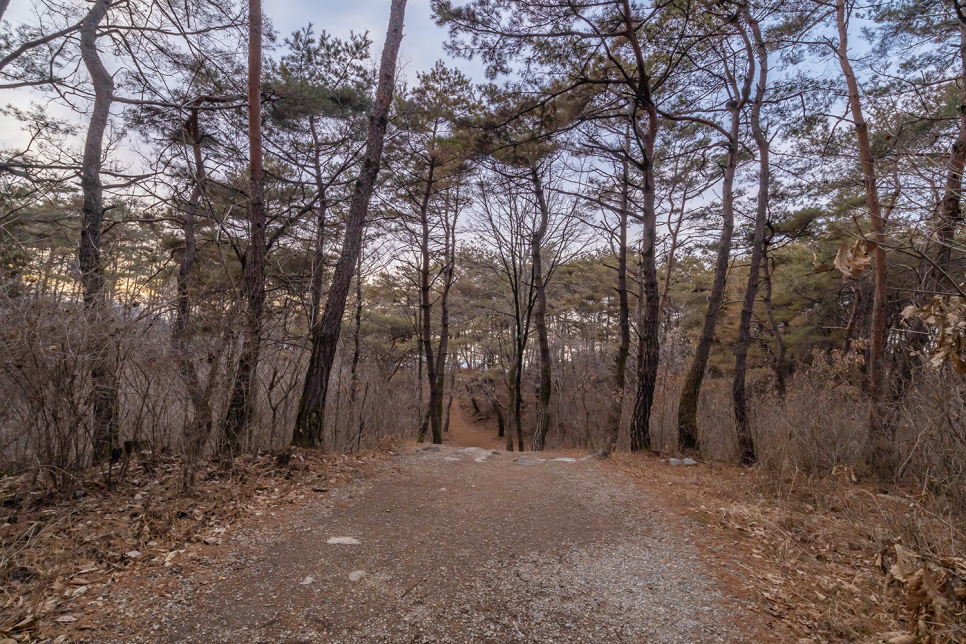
[0,441,398,643]
[612,454,966,644]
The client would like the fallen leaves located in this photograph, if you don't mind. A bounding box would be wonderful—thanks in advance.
[876,544,966,644]
[0,446,393,637]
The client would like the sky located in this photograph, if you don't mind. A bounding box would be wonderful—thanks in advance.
[272,0,481,78]
[0,0,485,148]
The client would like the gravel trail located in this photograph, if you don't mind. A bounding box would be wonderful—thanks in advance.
[97,408,765,643]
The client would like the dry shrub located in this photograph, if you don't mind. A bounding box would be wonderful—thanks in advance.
[752,349,869,478]
[0,300,94,484]
[0,287,428,495]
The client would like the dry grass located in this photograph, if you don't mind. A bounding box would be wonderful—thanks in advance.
[0,439,400,641]
[613,453,966,643]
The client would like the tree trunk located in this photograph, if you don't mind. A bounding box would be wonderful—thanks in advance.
[443,369,455,433]
[174,106,215,486]
[933,12,966,284]
[292,0,408,447]
[844,281,863,353]
[493,398,505,438]
[732,8,769,465]
[79,0,119,464]
[309,115,328,326]
[346,251,364,448]
[530,167,553,451]
[761,248,787,397]
[435,201,457,430]
[834,0,892,475]
[506,363,517,451]
[416,310,427,442]
[678,104,741,453]
[611,127,631,449]
[629,102,660,453]
[515,359,524,452]
[310,196,327,326]
[419,161,442,444]
[222,0,267,458]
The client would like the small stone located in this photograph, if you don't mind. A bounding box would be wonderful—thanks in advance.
[348,570,366,582]
[457,447,498,462]
[668,458,683,466]
[73,489,86,499]
[55,615,78,623]
[596,449,610,458]
[327,536,360,545]
[683,458,698,466]
[300,576,315,585]
[124,550,141,559]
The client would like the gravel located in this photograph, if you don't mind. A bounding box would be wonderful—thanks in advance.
[91,445,761,643]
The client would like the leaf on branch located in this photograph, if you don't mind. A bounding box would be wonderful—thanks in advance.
[903,295,966,373]
[834,239,872,279]
[812,251,832,272]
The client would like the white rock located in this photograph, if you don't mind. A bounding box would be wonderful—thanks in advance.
[348,570,366,582]
[456,447,499,463]
[327,536,360,545]
[550,457,576,463]
[683,458,698,466]
[300,576,315,585]
[124,550,141,559]
[55,615,78,623]
[668,458,683,466]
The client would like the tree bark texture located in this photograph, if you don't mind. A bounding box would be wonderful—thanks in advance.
[611,125,631,449]
[419,161,443,445]
[222,0,267,457]
[732,8,769,465]
[834,0,892,475]
[628,102,660,453]
[174,105,215,485]
[79,0,119,464]
[530,167,553,451]
[678,52,749,452]
[292,0,408,447]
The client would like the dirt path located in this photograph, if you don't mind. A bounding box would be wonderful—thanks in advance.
[89,412,774,643]
[439,399,505,450]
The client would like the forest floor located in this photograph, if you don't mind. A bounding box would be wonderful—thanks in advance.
[9,402,952,644]
[36,402,788,644]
